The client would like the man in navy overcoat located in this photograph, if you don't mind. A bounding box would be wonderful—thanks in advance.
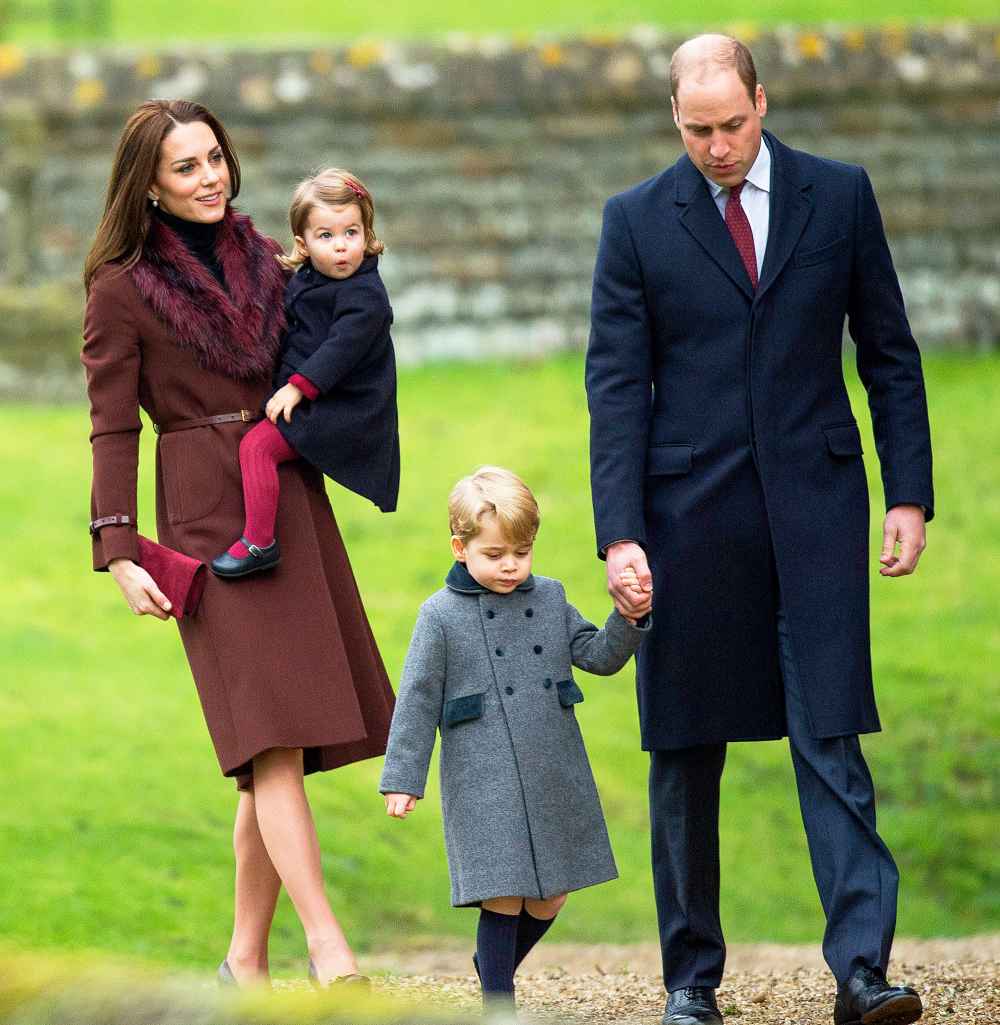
[586,35,933,1025]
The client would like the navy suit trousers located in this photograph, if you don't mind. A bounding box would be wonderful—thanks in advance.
[649,607,899,989]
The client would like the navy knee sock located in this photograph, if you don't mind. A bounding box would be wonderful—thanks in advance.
[476,908,520,1001]
[514,908,557,970]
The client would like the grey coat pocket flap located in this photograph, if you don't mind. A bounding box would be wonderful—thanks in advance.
[645,444,694,477]
[556,679,585,707]
[443,692,484,727]
[823,422,864,457]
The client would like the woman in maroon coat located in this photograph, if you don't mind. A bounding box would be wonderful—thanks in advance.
[82,99,394,986]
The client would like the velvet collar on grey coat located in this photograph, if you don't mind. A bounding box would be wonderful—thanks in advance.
[444,561,536,594]
[129,206,287,381]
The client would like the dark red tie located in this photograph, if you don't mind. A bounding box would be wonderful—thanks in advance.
[725,181,758,290]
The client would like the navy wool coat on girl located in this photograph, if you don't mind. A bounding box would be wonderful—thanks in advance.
[379,562,650,907]
[586,129,933,750]
[275,255,400,513]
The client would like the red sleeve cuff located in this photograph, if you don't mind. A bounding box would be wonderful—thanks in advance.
[289,373,319,401]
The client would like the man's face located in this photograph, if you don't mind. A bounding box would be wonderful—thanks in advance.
[672,69,766,188]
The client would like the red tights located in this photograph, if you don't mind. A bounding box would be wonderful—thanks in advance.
[227,419,299,558]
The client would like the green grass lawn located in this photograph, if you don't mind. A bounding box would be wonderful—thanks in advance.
[5,0,997,47]
[1,352,997,976]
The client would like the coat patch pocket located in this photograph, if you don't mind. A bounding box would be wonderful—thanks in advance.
[158,430,225,525]
[443,692,484,727]
[793,236,847,268]
[645,444,693,477]
[556,679,585,707]
[823,421,864,457]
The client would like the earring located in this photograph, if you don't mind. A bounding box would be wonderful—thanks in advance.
[150,197,159,208]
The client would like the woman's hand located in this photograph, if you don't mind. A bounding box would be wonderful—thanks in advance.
[266,383,304,424]
[384,793,418,818]
[108,558,172,620]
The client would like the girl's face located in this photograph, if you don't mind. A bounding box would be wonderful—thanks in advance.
[296,202,366,279]
[148,121,230,223]
[452,513,534,594]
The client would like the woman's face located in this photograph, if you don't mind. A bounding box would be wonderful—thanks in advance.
[148,120,231,224]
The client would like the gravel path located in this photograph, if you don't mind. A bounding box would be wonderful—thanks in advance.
[360,937,1000,1024]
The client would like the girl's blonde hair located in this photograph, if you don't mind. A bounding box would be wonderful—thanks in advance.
[278,167,384,271]
[448,467,541,545]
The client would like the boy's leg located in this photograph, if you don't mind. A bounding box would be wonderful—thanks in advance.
[477,898,523,1010]
[516,894,566,970]
[228,420,298,558]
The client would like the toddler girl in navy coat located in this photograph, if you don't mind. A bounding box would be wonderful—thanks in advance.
[212,168,399,577]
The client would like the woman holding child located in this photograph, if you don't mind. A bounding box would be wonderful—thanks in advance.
[82,99,396,987]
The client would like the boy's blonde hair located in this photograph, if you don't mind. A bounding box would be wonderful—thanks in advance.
[449,467,540,545]
[278,167,384,271]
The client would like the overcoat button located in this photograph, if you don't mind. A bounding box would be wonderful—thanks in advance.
[533,645,543,654]
[496,647,503,656]
[486,610,495,619]
[525,609,533,617]
[505,686,514,695]
[543,679,552,689]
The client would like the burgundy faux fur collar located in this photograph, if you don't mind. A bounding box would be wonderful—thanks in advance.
[130,207,286,381]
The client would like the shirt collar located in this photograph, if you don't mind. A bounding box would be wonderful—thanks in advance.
[701,134,772,199]
[444,561,536,594]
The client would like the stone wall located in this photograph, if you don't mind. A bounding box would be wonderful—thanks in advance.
[1,24,999,396]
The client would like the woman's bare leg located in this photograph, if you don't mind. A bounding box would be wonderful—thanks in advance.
[251,747,358,981]
[226,790,281,983]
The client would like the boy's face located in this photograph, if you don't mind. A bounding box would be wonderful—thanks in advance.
[452,512,534,594]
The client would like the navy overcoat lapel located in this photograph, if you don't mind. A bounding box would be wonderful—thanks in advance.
[755,130,814,301]
[675,155,755,301]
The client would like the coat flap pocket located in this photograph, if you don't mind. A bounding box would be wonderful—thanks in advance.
[443,692,484,727]
[556,679,585,707]
[823,422,864,457]
[794,236,847,268]
[645,444,693,477]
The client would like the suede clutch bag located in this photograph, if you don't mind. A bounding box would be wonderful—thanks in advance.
[137,535,206,619]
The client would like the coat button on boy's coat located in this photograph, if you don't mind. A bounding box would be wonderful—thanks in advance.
[544,678,553,689]
[505,686,515,695]
[534,645,543,654]
[486,610,495,619]
[525,609,534,617]
[496,647,503,656]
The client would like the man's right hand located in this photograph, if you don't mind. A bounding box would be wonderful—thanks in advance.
[606,541,653,620]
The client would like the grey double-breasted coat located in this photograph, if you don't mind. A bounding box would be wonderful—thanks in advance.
[379,561,650,907]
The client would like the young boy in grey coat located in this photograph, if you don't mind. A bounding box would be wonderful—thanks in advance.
[380,466,651,1014]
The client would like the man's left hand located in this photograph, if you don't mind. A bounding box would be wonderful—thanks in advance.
[879,504,926,577]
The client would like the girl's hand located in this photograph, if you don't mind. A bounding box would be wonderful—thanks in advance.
[108,558,172,620]
[266,383,304,424]
[384,793,418,818]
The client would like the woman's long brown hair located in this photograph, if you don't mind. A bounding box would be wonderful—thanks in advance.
[83,99,241,293]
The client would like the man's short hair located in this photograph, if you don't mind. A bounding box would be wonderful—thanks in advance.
[448,466,540,545]
[670,35,758,103]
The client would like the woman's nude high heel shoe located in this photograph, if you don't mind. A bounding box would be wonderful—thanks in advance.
[217,960,238,987]
[308,958,371,990]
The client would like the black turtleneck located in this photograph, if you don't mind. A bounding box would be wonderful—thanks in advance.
[154,206,227,289]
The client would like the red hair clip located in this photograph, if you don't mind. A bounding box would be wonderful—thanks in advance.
[345,180,368,201]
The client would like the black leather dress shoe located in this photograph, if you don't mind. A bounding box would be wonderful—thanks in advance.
[834,966,923,1024]
[663,987,723,1025]
[211,538,280,578]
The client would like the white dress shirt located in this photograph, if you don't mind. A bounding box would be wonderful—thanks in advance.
[701,135,771,278]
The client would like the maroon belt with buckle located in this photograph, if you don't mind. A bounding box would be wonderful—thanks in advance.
[153,409,261,435]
